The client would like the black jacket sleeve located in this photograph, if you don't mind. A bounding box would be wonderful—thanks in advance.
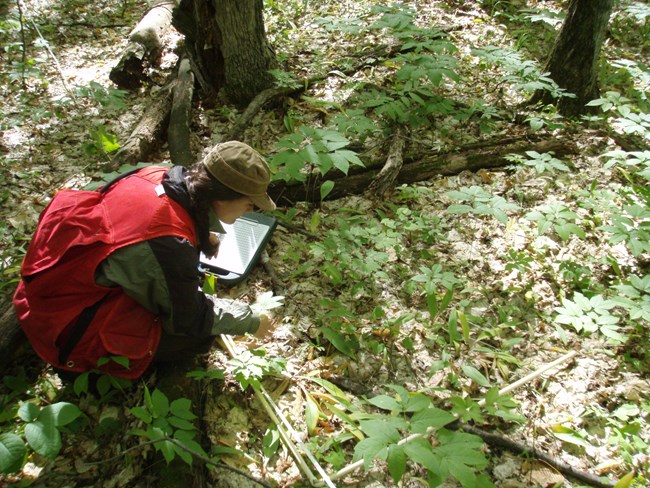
[148,236,214,337]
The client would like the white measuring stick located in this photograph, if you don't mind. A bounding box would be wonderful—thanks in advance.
[221,335,336,488]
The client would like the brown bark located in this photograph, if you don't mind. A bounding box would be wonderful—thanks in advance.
[368,127,407,197]
[110,0,177,89]
[531,0,614,116]
[213,0,277,106]
[112,83,174,167]
[268,136,579,205]
[226,86,301,141]
[173,0,221,100]
[173,0,276,106]
[168,56,195,167]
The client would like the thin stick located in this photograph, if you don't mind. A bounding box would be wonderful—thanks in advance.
[82,437,272,488]
[486,350,577,401]
[18,0,76,100]
[15,0,27,90]
[460,424,614,488]
[257,384,337,488]
[327,350,579,482]
[220,336,314,483]
[221,335,336,488]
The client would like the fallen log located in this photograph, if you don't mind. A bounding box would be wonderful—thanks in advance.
[109,0,177,89]
[168,56,195,167]
[268,136,579,204]
[112,82,174,167]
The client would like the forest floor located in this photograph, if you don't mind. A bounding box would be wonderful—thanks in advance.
[1,0,649,487]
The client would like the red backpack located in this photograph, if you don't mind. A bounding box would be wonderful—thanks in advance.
[13,167,196,379]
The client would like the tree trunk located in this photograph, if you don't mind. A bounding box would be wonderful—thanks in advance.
[532,0,614,116]
[173,0,276,106]
[214,0,277,106]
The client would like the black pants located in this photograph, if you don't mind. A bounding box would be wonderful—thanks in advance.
[153,333,216,363]
[54,334,215,383]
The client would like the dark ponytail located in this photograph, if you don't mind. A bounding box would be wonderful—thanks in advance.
[185,162,244,257]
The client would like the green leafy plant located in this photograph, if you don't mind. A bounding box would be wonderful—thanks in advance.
[268,69,302,90]
[587,91,650,137]
[408,264,459,294]
[472,45,574,101]
[82,124,120,157]
[0,401,82,474]
[525,202,586,241]
[317,300,360,358]
[72,357,133,399]
[504,249,534,275]
[554,292,624,342]
[227,349,287,390]
[407,264,458,323]
[129,387,206,465]
[446,186,520,224]
[580,400,650,479]
[602,150,650,183]
[308,211,407,291]
[353,385,492,487]
[558,260,594,292]
[73,81,128,110]
[269,127,364,198]
[505,151,570,174]
[520,8,565,28]
[610,274,650,322]
[250,291,285,316]
[598,200,650,257]
[331,109,379,142]
[348,3,461,128]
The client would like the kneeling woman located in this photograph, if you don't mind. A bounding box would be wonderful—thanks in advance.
[14,141,275,379]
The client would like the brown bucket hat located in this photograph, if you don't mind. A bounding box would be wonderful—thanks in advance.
[202,141,276,211]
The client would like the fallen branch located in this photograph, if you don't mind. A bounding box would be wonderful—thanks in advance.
[459,423,614,488]
[225,86,303,142]
[109,0,177,89]
[82,436,271,488]
[260,250,285,296]
[0,300,24,372]
[168,55,195,167]
[330,351,596,488]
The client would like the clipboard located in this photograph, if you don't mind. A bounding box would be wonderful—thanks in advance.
[198,212,277,284]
